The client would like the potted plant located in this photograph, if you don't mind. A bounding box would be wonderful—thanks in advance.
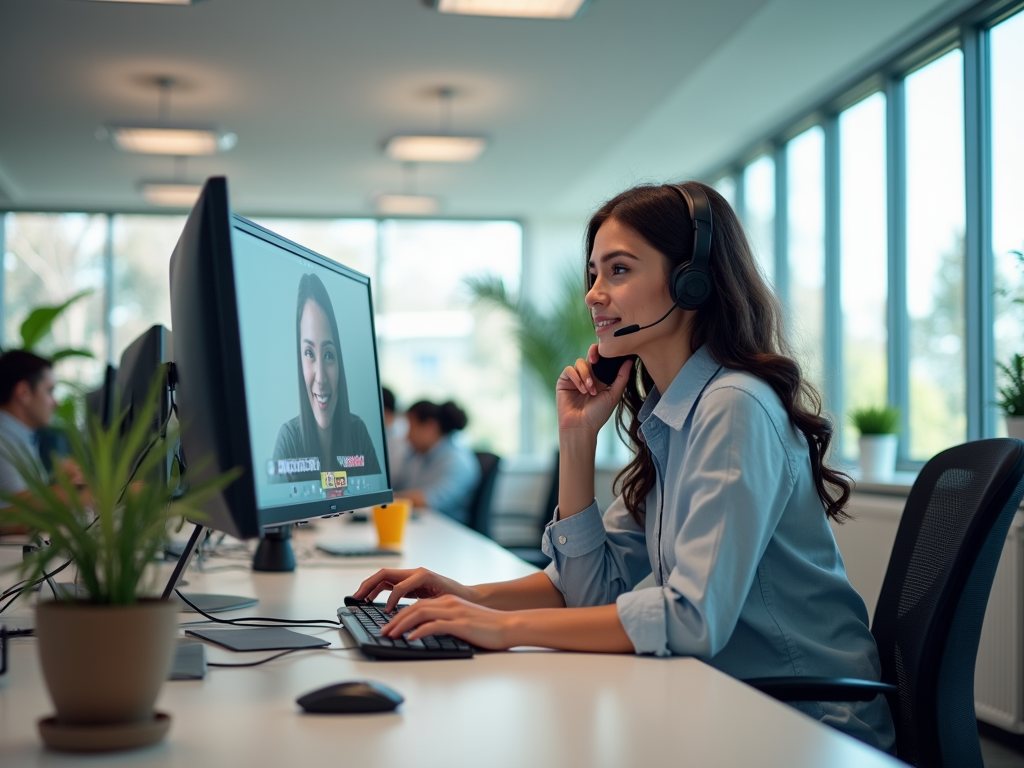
[997,353,1024,441]
[0,381,235,753]
[849,405,900,482]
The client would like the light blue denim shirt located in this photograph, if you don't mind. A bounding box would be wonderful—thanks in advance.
[394,434,480,525]
[542,345,895,753]
[0,409,45,501]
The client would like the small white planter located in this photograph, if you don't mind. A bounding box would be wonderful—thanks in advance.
[1006,417,1024,442]
[858,434,898,482]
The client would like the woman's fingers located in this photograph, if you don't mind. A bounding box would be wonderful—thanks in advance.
[353,569,394,599]
[382,571,432,612]
[382,595,458,637]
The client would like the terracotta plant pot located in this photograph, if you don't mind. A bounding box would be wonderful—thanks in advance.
[35,599,178,751]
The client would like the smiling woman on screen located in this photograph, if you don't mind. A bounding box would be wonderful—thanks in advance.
[353,182,896,754]
[271,272,379,486]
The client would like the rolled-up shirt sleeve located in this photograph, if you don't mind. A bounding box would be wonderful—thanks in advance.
[542,495,651,609]
[615,387,796,658]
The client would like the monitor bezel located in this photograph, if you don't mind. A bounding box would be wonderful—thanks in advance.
[226,215,394,528]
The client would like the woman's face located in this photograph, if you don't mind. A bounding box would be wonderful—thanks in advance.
[300,299,340,432]
[586,217,683,358]
[406,415,441,454]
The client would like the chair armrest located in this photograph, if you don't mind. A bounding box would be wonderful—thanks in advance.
[744,676,898,702]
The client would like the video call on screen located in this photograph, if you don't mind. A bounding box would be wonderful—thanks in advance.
[230,226,389,512]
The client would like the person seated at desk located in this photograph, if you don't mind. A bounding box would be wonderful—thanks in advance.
[381,386,407,481]
[391,399,479,525]
[355,182,895,754]
[0,351,62,534]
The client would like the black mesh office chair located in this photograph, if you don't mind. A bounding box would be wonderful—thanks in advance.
[747,438,1024,767]
[468,451,501,537]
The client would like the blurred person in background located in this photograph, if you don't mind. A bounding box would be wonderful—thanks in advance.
[393,399,479,524]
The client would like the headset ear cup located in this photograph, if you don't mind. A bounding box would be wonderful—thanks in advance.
[672,267,712,311]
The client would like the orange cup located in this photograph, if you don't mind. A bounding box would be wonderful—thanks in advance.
[372,498,411,549]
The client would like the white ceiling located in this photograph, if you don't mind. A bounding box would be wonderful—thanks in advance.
[0,0,972,220]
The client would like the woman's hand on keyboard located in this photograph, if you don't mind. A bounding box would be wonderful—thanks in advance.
[379,594,514,650]
[353,567,479,614]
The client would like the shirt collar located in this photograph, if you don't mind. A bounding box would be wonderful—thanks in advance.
[639,345,723,431]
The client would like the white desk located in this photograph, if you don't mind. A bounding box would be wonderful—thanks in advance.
[0,514,903,767]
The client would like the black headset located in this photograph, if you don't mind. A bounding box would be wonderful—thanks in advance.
[667,184,714,310]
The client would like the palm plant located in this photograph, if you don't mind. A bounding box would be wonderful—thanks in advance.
[465,267,594,400]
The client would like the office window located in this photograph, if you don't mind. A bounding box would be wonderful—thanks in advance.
[742,155,775,285]
[2,213,107,387]
[111,215,184,364]
[253,218,378,279]
[376,220,522,456]
[904,50,966,460]
[839,92,888,458]
[991,9,1024,435]
[786,126,826,393]
[712,175,737,208]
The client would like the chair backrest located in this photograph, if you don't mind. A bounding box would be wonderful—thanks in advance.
[468,451,501,536]
[871,438,1024,767]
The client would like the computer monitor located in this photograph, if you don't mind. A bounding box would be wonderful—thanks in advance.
[167,177,392,554]
[83,364,117,430]
[115,326,175,483]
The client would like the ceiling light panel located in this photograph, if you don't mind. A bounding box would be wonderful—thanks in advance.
[79,0,198,4]
[431,0,586,19]
[141,182,202,207]
[375,195,441,215]
[385,135,487,163]
[105,124,236,155]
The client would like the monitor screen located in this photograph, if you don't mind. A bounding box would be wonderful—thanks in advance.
[230,224,389,512]
[169,177,393,539]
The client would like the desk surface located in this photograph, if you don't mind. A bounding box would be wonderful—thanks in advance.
[0,514,902,767]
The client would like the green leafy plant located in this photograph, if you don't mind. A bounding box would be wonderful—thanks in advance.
[849,405,901,436]
[7,289,96,362]
[465,268,595,399]
[0,379,240,605]
[997,353,1024,417]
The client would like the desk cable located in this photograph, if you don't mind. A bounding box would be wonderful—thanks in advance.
[207,646,359,668]
[174,589,342,629]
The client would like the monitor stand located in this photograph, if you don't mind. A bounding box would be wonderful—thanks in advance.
[162,523,258,614]
[252,526,296,572]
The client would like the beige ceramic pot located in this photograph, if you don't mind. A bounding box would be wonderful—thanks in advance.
[35,599,178,727]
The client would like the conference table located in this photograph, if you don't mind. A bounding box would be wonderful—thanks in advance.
[0,512,904,767]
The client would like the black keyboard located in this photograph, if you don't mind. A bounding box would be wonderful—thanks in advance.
[338,597,474,660]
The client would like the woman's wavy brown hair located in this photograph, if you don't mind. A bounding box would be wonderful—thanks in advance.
[585,182,852,524]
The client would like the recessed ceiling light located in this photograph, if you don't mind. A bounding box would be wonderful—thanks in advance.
[140,182,203,207]
[100,123,236,155]
[375,194,441,216]
[424,0,586,19]
[385,135,487,163]
[78,0,200,5]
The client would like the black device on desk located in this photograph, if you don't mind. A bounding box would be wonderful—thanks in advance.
[338,597,474,660]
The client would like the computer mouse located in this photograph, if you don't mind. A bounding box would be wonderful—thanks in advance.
[296,680,404,714]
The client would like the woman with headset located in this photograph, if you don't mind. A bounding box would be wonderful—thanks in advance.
[353,182,894,752]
